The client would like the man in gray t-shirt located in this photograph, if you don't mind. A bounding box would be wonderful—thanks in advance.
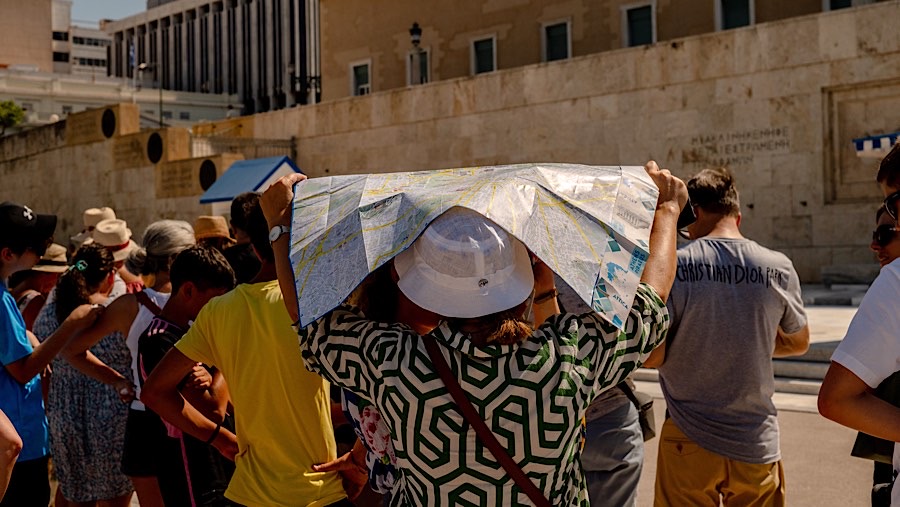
[644,167,808,507]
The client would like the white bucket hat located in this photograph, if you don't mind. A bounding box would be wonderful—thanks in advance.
[71,207,117,245]
[93,218,138,262]
[394,207,534,318]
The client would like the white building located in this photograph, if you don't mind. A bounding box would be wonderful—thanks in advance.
[0,68,237,129]
[105,0,320,114]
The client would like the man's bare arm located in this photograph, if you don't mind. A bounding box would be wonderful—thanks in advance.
[142,348,238,460]
[773,325,810,358]
[818,361,900,442]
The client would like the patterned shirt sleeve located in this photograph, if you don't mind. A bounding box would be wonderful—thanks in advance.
[298,306,407,399]
[543,282,669,398]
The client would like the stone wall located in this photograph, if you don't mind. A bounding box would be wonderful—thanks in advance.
[0,105,239,243]
[252,1,900,282]
[2,2,900,282]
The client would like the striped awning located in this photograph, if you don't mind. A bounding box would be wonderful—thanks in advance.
[853,132,900,159]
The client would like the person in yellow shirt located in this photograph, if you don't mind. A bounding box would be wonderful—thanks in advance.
[141,193,348,507]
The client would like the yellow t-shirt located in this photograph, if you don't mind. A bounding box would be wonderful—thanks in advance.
[176,280,345,507]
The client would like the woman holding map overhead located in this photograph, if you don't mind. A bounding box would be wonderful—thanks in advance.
[261,161,686,506]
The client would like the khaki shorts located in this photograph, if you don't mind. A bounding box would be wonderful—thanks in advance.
[654,418,786,507]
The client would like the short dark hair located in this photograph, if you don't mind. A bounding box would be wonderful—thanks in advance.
[230,192,259,233]
[245,197,274,262]
[687,167,741,216]
[170,245,236,295]
[876,143,900,188]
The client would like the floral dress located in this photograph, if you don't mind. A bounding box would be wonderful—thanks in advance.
[341,390,398,493]
[33,301,133,502]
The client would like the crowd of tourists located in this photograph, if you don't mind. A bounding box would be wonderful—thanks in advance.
[0,151,897,507]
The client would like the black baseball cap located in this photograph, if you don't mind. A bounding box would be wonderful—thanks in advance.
[0,202,57,255]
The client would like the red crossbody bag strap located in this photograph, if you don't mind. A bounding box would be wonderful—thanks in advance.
[134,291,162,316]
[421,335,552,507]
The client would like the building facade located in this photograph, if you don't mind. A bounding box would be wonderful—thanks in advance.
[0,69,238,129]
[319,0,881,101]
[0,2,54,73]
[106,0,320,115]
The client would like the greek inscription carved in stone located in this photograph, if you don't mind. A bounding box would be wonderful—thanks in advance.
[682,127,791,168]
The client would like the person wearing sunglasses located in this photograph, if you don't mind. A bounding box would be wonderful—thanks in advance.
[872,207,900,268]
[0,202,102,506]
[819,143,900,507]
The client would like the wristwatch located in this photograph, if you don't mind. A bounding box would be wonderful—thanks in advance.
[268,224,290,243]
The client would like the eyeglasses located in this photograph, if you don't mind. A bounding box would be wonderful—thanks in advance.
[883,191,900,222]
[873,224,900,247]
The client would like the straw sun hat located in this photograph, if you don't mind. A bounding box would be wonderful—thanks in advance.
[194,216,234,243]
[92,219,138,262]
[32,243,69,273]
[71,207,116,245]
[394,207,534,319]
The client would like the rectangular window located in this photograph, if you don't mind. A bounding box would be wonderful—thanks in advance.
[719,0,752,30]
[179,111,191,120]
[407,49,430,85]
[472,37,495,74]
[162,110,173,119]
[61,105,72,115]
[828,0,852,9]
[52,52,69,62]
[625,5,654,47]
[543,22,570,62]
[52,31,69,41]
[351,62,370,96]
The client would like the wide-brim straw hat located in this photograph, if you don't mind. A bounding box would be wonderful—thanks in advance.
[32,243,69,273]
[394,207,534,319]
[194,215,234,243]
[71,206,117,245]
[93,218,138,262]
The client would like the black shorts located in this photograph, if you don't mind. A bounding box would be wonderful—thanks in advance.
[121,407,167,477]
[0,455,50,506]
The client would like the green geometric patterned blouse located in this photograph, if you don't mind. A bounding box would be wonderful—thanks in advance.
[299,283,669,506]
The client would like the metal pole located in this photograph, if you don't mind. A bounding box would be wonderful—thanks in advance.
[158,73,163,129]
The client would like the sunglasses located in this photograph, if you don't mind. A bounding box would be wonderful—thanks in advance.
[883,190,900,222]
[873,224,900,247]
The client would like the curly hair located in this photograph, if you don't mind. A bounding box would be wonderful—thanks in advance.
[55,243,114,322]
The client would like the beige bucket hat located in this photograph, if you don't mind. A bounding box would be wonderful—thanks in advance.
[71,207,117,245]
[93,218,138,262]
[32,243,69,273]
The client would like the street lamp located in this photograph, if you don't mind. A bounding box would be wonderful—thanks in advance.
[138,62,163,128]
[287,63,322,105]
[409,22,422,48]
[409,22,424,85]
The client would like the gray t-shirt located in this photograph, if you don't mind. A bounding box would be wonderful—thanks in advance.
[658,237,806,464]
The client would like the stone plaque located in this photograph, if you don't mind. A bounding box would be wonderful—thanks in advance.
[65,103,140,146]
[824,79,900,203]
[112,128,191,169]
[155,154,242,199]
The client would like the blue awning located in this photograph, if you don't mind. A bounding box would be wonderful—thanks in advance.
[853,132,900,159]
[200,156,302,204]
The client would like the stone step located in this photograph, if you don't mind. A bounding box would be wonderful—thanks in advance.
[773,359,829,380]
[635,368,822,396]
[780,341,838,363]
